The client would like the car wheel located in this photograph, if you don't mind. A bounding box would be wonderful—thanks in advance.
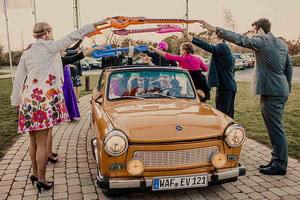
[102,188,120,197]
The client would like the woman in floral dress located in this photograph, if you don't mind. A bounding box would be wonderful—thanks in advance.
[11,18,108,192]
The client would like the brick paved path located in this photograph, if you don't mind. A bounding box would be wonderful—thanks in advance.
[1,95,300,200]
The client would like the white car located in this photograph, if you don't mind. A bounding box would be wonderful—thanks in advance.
[233,53,246,70]
[81,61,91,71]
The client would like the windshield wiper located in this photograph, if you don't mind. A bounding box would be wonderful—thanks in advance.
[118,96,145,100]
[150,93,178,99]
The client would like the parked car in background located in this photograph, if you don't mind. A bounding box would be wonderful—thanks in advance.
[241,54,254,68]
[81,61,91,71]
[81,57,102,70]
[90,65,246,196]
[233,53,245,70]
[89,60,102,69]
[247,53,255,67]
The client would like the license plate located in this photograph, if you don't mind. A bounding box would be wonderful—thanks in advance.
[152,174,208,191]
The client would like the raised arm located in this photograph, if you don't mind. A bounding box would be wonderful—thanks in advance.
[284,54,293,93]
[198,20,263,51]
[148,46,167,57]
[183,30,222,55]
[62,52,84,66]
[66,39,83,51]
[62,45,105,66]
[217,28,263,51]
[193,38,222,55]
[11,54,27,106]
[47,18,108,53]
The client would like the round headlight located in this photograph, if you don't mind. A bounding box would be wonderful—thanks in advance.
[224,124,246,147]
[104,130,128,156]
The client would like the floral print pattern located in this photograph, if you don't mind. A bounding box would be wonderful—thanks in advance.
[46,74,56,86]
[18,81,70,133]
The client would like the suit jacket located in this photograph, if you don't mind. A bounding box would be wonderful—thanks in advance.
[218,29,293,96]
[192,38,236,92]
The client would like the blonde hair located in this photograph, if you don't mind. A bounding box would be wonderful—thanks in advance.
[33,22,52,39]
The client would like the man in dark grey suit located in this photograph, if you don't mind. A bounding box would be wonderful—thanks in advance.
[199,18,293,175]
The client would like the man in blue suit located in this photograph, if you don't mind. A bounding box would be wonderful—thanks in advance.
[199,18,293,175]
[183,31,237,119]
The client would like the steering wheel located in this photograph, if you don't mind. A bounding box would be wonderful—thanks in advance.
[158,88,181,97]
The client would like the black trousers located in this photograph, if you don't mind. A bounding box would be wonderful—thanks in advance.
[215,89,236,119]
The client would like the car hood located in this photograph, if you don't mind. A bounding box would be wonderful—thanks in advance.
[104,100,232,143]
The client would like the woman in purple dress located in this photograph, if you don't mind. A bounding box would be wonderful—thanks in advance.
[47,44,105,163]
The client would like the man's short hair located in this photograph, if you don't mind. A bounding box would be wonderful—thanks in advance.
[252,18,271,34]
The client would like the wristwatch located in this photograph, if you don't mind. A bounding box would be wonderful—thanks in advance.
[216,27,221,35]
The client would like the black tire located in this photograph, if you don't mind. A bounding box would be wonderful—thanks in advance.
[102,188,121,197]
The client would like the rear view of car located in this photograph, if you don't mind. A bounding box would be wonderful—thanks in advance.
[233,53,244,70]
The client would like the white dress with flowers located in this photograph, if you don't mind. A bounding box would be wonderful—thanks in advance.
[11,24,95,133]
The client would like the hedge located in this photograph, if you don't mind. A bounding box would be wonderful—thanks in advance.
[291,56,300,66]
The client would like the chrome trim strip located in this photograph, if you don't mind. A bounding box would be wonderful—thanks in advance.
[98,165,246,189]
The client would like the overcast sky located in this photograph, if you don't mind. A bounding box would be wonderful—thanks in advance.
[1,0,300,51]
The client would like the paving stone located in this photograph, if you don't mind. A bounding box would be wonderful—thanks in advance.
[269,187,289,197]
[54,185,68,193]
[221,184,240,193]
[248,192,265,199]
[23,195,38,200]
[9,188,24,195]
[251,185,267,193]
[215,190,234,200]
[236,185,254,193]
[7,194,22,200]
[81,185,96,194]
[261,191,281,200]
[24,189,39,196]
[83,192,98,200]
[232,193,249,199]
[0,193,8,200]
[54,192,68,199]
[0,180,13,186]
[0,186,10,194]
[67,178,80,186]
[68,185,81,194]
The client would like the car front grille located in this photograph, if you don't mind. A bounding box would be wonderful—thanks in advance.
[133,146,219,168]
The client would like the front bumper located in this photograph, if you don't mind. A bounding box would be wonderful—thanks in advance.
[96,164,246,190]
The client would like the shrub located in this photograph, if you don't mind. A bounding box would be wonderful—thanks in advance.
[291,55,300,66]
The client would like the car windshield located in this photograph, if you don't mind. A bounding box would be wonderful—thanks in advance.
[107,70,196,100]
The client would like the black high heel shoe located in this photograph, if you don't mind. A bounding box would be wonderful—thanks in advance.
[48,157,58,163]
[30,175,38,185]
[36,181,53,193]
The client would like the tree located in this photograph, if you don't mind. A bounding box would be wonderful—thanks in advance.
[223,8,236,31]
[0,44,4,67]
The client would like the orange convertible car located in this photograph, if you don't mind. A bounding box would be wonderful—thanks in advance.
[90,65,246,195]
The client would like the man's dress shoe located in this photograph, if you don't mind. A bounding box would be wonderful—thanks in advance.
[259,166,286,175]
[259,160,274,169]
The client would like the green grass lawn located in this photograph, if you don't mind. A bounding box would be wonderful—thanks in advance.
[0,78,19,159]
[1,75,300,161]
[209,82,300,160]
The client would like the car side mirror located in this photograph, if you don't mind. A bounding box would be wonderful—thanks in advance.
[94,92,103,105]
[196,90,205,102]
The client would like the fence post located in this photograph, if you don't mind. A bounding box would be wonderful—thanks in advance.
[85,76,90,91]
